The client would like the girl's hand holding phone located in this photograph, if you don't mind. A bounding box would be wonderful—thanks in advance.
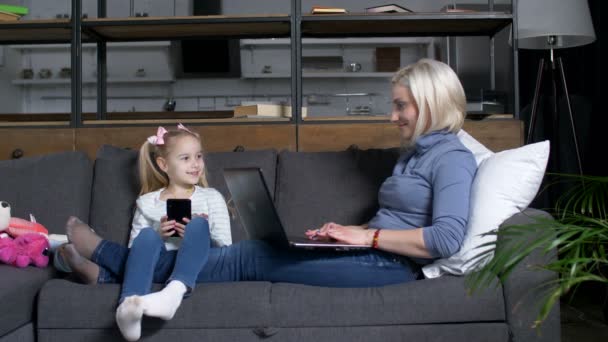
[159,215,177,239]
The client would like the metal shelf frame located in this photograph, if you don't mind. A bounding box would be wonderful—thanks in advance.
[1,0,519,129]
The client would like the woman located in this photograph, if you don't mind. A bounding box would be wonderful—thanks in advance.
[62,58,477,341]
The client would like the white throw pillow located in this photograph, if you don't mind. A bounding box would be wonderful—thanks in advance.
[422,130,550,278]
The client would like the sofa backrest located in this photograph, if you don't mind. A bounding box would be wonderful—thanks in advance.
[275,148,400,237]
[88,145,278,245]
[0,151,93,235]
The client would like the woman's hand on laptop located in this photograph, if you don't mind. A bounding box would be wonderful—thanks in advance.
[306,222,368,244]
[325,224,372,246]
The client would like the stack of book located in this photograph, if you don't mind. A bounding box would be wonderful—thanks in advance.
[233,103,308,119]
[311,6,347,14]
[0,4,28,21]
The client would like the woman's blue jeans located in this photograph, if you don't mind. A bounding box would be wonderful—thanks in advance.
[92,217,420,302]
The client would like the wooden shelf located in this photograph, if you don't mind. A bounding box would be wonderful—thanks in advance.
[10,41,171,50]
[304,115,389,122]
[240,37,433,46]
[82,117,290,125]
[0,111,233,123]
[302,12,512,37]
[0,19,77,44]
[12,77,176,86]
[82,15,291,41]
[242,72,394,79]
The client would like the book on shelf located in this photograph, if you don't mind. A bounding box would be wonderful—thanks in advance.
[365,4,413,13]
[233,104,308,118]
[311,6,347,14]
[0,4,28,16]
[0,10,20,21]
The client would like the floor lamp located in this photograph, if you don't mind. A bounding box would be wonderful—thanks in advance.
[517,0,596,175]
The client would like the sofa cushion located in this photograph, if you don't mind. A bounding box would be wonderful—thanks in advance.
[0,151,93,234]
[270,275,505,327]
[38,280,272,330]
[90,146,278,245]
[275,148,399,237]
[89,148,140,245]
[0,266,56,337]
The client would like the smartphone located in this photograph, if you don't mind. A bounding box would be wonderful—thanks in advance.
[166,199,192,237]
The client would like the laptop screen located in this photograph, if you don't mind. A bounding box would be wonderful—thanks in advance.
[223,168,289,247]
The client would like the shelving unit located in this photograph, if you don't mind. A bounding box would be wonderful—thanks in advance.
[0,19,75,44]
[0,0,520,151]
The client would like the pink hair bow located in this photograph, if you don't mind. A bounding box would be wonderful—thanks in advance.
[177,123,195,135]
[147,126,168,145]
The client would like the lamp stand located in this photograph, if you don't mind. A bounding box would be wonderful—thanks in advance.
[526,53,584,176]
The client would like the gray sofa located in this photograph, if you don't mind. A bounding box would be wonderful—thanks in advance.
[0,146,560,342]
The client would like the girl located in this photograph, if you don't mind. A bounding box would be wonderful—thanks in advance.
[61,124,231,341]
[66,59,476,342]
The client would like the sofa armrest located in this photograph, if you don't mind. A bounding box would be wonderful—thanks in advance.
[499,208,561,342]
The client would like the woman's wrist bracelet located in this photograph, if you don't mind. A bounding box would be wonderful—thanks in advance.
[372,229,381,249]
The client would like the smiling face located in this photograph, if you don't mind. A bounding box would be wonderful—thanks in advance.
[390,84,420,141]
[156,135,204,189]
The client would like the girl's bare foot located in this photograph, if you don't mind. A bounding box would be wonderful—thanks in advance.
[65,216,101,259]
[59,244,99,285]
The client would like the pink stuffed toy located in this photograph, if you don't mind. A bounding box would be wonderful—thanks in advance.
[0,233,50,268]
[0,201,50,268]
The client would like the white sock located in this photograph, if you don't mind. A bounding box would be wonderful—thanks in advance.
[140,280,187,320]
[116,296,144,342]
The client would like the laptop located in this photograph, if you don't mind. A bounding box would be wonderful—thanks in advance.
[223,167,371,250]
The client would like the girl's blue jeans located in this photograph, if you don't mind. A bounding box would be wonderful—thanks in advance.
[92,217,420,303]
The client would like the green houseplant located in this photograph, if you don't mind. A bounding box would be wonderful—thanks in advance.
[466,174,608,327]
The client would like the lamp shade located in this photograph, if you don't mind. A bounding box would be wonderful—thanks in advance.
[518,0,596,50]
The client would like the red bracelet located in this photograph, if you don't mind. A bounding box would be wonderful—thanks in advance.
[372,229,381,249]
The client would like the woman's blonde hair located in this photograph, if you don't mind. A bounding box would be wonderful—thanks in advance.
[138,127,209,195]
[391,58,466,145]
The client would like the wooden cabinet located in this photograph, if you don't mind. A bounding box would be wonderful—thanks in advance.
[0,120,520,161]
[299,120,523,153]
[0,128,74,160]
[74,124,296,160]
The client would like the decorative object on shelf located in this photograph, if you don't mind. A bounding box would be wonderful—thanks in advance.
[311,6,347,14]
[0,4,27,21]
[261,65,272,74]
[348,105,371,115]
[134,68,147,77]
[234,102,307,118]
[164,98,177,112]
[375,47,400,72]
[441,4,477,13]
[37,68,52,79]
[365,4,413,13]
[0,10,20,21]
[303,56,343,72]
[345,62,362,72]
[306,94,331,105]
[20,68,34,79]
[518,0,596,176]
[58,67,71,79]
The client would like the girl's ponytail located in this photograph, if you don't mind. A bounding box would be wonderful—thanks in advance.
[138,141,169,195]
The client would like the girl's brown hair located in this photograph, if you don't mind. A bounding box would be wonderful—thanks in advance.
[138,127,209,195]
